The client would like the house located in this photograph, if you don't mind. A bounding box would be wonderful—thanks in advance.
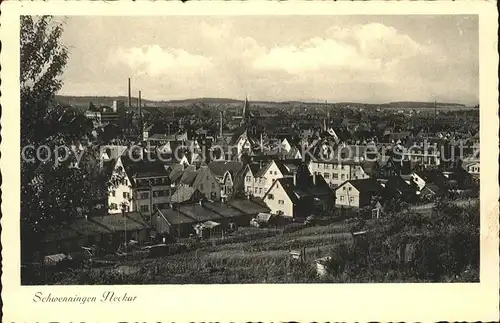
[100,145,127,162]
[377,156,411,179]
[308,159,377,188]
[243,159,310,198]
[334,179,383,209]
[410,170,428,190]
[462,160,480,177]
[384,176,418,203]
[176,165,222,201]
[263,172,334,218]
[420,183,443,200]
[207,161,244,199]
[107,154,172,218]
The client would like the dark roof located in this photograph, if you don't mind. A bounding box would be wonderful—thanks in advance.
[203,201,247,218]
[69,218,111,236]
[156,199,270,225]
[226,199,270,215]
[157,208,197,225]
[91,212,150,232]
[340,179,383,194]
[168,164,186,182]
[208,161,244,178]
[273,174,332,204]
[120,155,170,181]
[170,186,200,203]
[177,204,224,222]
[274,159,309,176]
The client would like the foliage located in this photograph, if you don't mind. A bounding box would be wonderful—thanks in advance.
[20,16,111,260]
[321,200,480,282]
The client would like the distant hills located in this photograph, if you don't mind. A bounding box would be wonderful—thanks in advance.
[55,95,473,110]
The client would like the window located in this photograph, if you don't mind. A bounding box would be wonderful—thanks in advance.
[324,164,330,169]
[153,190,165,198]
[259,187,263,194]
[247,186,251,192]
[111,190,116,197]
[268,194,274,200]
[343,187,346,191]
[318,163,323,169]
[140,205,149,213]
[349,197,354,203]
[340,196,345,202]
[139,192,150,200]
[348,187,352,191]
[165,189,171,196]
[255,187,258,193]
[332,173,339,179]
[341,165,345,170]
[323,173,330,179]
[123,192,130,199]
[109,203,118,210]
[341,174,345,180]
[278,200,284,205]
[246,176,251,182]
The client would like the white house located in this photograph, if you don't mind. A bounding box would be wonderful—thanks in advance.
[243,159,308,198]
[108,157,134,214]
[334,179,383,209]
[263,173,334,218]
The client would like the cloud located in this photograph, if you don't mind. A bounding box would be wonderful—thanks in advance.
[252,23,429,74]
[111,45,213,76]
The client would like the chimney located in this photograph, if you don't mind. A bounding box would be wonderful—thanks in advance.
[219,111,223,139]
[128,78,131,109]
[139,90,143,138]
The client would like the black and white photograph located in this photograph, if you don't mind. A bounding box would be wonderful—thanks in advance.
[2,1,499,321]
[18,13,484,286]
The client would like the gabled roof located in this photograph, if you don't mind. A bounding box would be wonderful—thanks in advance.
[268,174,332,204]
[274,159,309,176]
[337,179,383,195]
[208,160,244,178]
[118,155,170,185]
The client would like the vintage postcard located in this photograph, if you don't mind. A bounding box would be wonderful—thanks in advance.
[1,0,499,321]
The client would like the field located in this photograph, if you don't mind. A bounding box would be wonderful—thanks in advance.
[55,221,360,284]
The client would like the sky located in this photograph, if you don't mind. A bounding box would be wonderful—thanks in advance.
[57,15,478,105]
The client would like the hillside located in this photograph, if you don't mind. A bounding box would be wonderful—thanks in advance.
[54,95,472,111]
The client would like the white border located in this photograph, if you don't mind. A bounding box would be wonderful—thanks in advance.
[1,1,498,321]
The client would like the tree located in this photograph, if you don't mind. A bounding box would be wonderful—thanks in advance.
[20,16,110,262]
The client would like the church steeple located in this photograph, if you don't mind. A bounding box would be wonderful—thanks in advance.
[241,96,251,126]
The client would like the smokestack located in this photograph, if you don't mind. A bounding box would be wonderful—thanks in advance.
[139,90,143,139]
[128,78,131,109]
[434,100,437,124]
[219,111,223,139]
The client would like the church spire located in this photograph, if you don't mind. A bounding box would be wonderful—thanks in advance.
[241,96,251,126]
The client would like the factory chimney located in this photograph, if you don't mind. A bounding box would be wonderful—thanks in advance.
[139,90,143,139]
[128,78,131,109]
[219,111,223,139]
